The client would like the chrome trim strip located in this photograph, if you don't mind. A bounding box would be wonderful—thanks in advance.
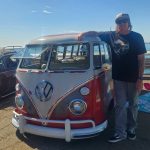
[65,119,71,142]
[68,99,87,116]
[13,111,95,127]
[12,111,107,142]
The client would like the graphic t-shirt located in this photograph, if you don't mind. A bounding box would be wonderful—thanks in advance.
[100,31,147,82]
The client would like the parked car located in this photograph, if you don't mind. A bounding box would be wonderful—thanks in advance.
[0,47,22,99]
[12,32,114,142]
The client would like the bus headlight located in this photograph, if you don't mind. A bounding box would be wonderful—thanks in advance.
[69,99,87,115]
[15,94,24,109]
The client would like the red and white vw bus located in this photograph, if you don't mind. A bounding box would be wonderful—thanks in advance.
[12,32,113,142]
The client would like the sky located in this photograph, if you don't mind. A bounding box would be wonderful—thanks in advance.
[0,0,150,47]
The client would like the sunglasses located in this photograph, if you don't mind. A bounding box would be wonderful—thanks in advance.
[116,20,128,25]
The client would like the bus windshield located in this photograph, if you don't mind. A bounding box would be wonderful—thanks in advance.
[20,45,50,70]
[20,43,90,70]
[48,43,90,70]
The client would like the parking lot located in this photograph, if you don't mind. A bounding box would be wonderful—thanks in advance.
[0,94,150,150]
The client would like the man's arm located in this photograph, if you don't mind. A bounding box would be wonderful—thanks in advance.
[78,31,112,44]
[78,31,99,41]
[138,54,145,79]
[136,54,145,93]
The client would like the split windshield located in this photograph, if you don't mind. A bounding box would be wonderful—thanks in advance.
[20,43,90,70]
[20,45,50,70]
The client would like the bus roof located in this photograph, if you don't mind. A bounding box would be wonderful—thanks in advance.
[28,32,101,45]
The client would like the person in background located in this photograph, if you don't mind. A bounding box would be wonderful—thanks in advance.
[79,13,146,143]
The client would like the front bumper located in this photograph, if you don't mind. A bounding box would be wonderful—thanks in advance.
[12,111,107,142]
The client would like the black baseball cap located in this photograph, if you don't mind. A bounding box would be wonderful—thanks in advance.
[115,13,130,24]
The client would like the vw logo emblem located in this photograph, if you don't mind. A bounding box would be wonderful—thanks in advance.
[35,80,53,102]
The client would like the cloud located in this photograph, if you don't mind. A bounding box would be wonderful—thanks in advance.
[45,5,52,9]
[43,10,54,14]
[68,30,81,33]
[31,10,37,13]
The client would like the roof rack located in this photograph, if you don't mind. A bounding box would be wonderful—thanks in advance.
[0,46,23,55]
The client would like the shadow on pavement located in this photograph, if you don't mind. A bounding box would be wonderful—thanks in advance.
[2,91,149,150]
[0,94,15,110]
[15,110,150,150]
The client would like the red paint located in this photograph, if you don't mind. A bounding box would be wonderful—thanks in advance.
[26,120,92,129]
[17,69,28,72]
[15,76,106,129]
[15,107,39,118]
[144,83,150,90]
[50,77,106,128]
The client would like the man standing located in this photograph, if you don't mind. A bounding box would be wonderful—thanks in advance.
[79,13,146,143]
[102,13,146,143]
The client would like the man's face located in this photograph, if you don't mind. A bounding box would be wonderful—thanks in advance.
[116,19,129,34]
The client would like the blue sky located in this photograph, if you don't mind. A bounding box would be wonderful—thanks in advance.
[0,0,150,47]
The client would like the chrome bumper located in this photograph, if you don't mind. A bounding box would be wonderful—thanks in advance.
[12,111,107,142]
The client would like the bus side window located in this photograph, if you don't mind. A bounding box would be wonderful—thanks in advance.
[104,43,112,63]
[100,44,105,64]
[93,44,101,69]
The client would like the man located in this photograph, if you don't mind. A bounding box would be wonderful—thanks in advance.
[104,13,146,143]
[79,13,146,143]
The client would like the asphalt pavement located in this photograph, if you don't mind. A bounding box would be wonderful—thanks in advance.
[0,94,150,150]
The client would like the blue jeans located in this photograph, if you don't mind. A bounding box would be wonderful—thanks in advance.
[114,80,139,138]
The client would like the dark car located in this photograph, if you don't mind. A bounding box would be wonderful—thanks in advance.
[0,48,21,99]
